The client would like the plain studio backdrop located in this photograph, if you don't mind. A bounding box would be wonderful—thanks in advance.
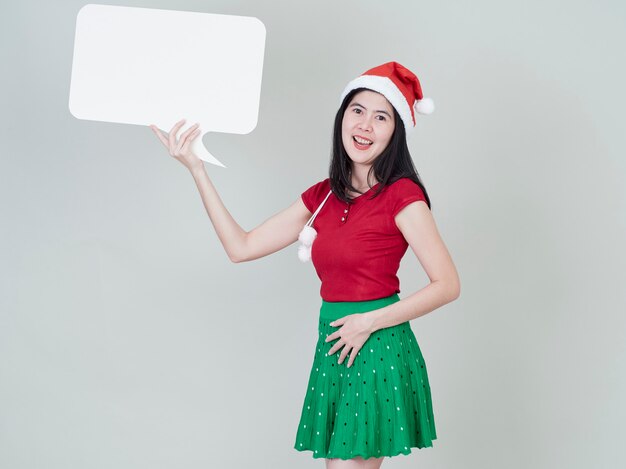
[1,1,625,468]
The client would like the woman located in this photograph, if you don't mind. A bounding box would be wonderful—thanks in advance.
[150,62,460,469]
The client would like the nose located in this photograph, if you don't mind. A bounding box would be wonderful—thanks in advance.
[357,113,373,132]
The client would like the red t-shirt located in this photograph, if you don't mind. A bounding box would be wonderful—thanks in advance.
[300,177,427,302]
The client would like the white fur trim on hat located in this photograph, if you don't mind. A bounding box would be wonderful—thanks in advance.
[340,75,416,135]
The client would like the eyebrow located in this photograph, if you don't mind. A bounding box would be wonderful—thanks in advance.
[349,102,393,118]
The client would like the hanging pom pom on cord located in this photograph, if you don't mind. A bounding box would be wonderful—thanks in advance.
[297,225,317,262]
[297,189,332,263]
[298,244,312,262]
[298,225,317,245]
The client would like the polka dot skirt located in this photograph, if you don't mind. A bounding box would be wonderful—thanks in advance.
[294,294,437,460]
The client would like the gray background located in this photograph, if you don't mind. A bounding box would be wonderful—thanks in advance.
[1,0,625,468]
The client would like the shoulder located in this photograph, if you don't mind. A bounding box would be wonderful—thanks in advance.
[386,177,424,194]
[383,177,427,217]
[301,178,331,213]
[304,177,330,192]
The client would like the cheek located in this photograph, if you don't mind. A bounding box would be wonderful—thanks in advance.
[341,114,354,130]
[341,119,354,140]
[341,126,352,149]
[378,125,394,145]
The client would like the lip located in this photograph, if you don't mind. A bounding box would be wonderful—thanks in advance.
[352,134,373,151]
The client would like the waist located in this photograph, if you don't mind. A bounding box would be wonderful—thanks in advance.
[319,293,400,321]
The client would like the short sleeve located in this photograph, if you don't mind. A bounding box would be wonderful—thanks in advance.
[301,178,330,213]
[390,178,427,217]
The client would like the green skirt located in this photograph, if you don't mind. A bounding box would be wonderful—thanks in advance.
[294,293,437,460]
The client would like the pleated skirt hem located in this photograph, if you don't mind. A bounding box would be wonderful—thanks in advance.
[293,441,434,460]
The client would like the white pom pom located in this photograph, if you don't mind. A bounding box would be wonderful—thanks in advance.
[298,225,317,245]
[298,244,312,262]
[414,97,435,115]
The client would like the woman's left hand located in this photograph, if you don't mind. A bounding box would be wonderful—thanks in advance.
[325,313,375,368]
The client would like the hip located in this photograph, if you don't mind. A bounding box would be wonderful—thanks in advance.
[319,293,401,322]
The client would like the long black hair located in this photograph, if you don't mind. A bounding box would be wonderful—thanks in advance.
[328,87,432,210]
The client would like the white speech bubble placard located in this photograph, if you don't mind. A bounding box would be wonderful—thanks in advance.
[69,4,266,167]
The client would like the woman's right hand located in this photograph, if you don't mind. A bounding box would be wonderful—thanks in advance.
[150,119,204,173]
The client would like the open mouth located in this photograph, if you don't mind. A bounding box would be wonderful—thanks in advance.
[353,135,373,150]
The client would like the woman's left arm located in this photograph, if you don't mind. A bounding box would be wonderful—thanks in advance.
[367,200,461,332]
[325,200,460,367]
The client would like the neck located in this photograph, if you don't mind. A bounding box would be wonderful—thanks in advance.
[351,166,377,190]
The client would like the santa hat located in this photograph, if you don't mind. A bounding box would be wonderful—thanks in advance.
[339,62,434,135]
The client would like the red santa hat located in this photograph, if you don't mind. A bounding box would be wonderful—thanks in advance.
[339,61,434,135]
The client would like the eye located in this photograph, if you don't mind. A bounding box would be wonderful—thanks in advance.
[375,115,387,121]
[352,108,362,114]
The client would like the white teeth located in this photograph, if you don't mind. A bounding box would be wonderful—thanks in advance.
[354,136,373,145]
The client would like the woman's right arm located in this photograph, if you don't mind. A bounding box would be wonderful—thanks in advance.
[150,119,312,263]
[189,165,311,262]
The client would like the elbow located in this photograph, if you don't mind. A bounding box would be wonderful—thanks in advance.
[227,246,248,263]
[228,233,250,263]
[434,277,460,303]
[228,252,247,263]
[448,277,461,302]
[450,284,461,302]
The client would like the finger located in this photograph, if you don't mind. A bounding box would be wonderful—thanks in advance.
[176,128,193,156]
[325,332,337,343]
[169,118,186,134]
[338,346,352,365]
[328,341,343,356]
[178,124,200,152]
[169,119,187,148]
[331,316,348,327]
[150,125,170,149]
[176,124,198,151]
[347,347,360,368]
[181,122,199,140]
[180,129,200,153]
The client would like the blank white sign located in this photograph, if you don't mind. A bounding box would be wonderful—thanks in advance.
[68,4,266,167]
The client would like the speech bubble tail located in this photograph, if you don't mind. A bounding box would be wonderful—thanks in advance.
[192,137,226,168]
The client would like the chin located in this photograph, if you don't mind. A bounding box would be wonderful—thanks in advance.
[349,157,376,168]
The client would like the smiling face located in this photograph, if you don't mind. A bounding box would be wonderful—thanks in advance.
[341,89,396,169]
